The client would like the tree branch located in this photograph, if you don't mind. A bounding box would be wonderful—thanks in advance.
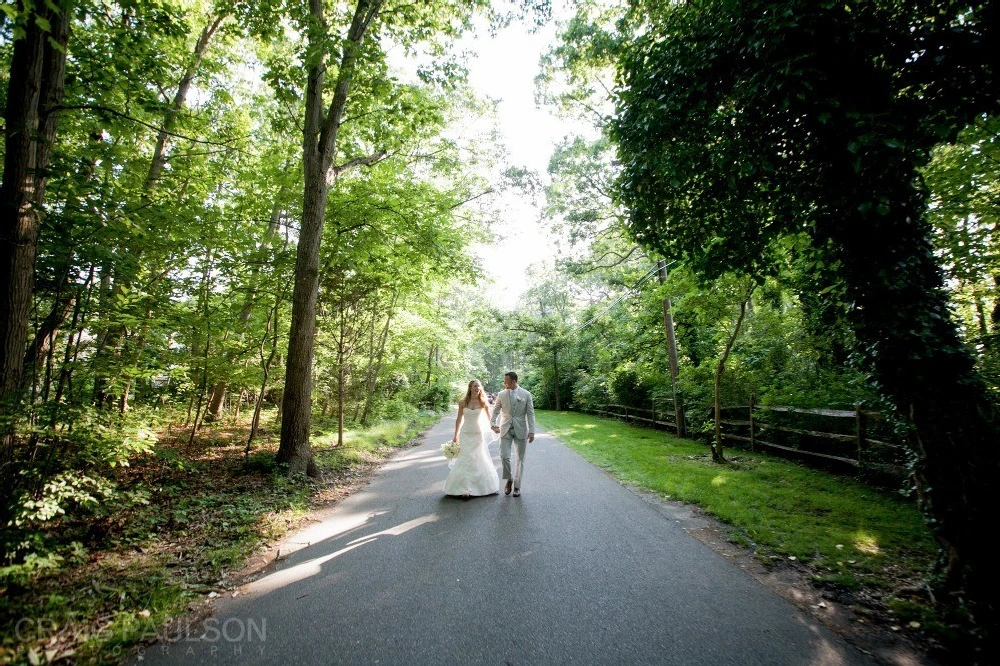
[51,104,240,147]
[331,150,389,177]
[450,189,494,210]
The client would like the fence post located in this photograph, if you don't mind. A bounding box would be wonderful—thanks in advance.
[749,394,756,453]
[855,404,867,466]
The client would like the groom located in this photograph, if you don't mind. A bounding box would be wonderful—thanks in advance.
[490,371,536,497]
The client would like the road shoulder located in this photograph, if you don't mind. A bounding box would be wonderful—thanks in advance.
[629,486,942,666]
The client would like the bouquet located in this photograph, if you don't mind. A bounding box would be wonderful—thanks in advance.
[440,440,460,460]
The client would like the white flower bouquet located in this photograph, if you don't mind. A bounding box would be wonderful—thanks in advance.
[440,440,460,460]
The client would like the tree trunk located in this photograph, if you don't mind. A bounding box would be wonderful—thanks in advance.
[713,359,724,462]
[277,173,326,477]
[991,275,1000,335]
[552,347,561,410]
[359,291,397,424]
[334,297,361,447]
[146,14,226,190]
[657,260,685,437]
[22,251,76,394]
[354,305,378,423]
[188,250,214,445]
[831,195,1000,633]
[247,290,283,450]
[713,288,752,463]
[23,293,75,394]
[276,0,385,478]
[0,2,71,471]
[971,286,988,339]
[206,381,227,421]
[53,266,93,410]
[90,264,114,407]
[425,344,435,384]
[337,364,346,448]
[664,298,686,437]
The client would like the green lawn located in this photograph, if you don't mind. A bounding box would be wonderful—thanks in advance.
[537,410,937,597]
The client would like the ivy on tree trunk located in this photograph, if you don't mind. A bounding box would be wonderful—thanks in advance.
[0,1,71,485]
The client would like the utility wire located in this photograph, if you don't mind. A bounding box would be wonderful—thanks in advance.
[569,262,673,334]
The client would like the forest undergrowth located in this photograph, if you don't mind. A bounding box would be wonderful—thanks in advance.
[0,409,440,666]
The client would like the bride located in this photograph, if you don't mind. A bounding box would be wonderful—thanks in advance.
[444,379,500,498]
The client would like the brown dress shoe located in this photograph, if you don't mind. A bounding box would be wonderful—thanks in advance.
[504,480,513,495]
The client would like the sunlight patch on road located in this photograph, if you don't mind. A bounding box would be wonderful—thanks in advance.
[287,510,388,552]
[382,449,444,472]
[347,514,439,543]
[248,514,439,594]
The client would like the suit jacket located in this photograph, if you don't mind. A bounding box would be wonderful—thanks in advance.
[491,386,535,440]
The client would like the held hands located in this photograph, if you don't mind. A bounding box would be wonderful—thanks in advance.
[488,425,533,441]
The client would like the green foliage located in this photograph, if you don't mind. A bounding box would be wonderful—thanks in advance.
[0,404,440,665]
[2,407,160,569]
[608,364,650,407]
[2,0,510,496]
[0,542,84,588]
[569,370,611,411]
[922,114,1000,399]
[410,379,454,411]
[536,0,1000,646]
[10,471,117,527]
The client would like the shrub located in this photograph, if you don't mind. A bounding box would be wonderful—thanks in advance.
[610,365,652,407]
[1,406,158,574]
[409,379,453,410]
[572,370,612,411]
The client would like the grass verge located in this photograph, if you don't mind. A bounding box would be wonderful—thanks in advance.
[0,409,441,666]
[536,410,959,651]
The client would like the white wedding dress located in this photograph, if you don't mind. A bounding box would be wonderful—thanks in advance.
[444,407,500,497]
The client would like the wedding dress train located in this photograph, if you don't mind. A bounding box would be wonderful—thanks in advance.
[443,407,500,497]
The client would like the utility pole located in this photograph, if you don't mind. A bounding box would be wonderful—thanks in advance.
[540,298,561,410]
[657,260,685,437]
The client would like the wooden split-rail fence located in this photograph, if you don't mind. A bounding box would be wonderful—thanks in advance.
[588,403,683,434]
[584,399,909,479]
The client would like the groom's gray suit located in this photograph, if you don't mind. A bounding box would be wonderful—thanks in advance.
[490,385,536,490]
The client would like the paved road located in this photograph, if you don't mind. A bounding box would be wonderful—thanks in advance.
[132,414,878,666]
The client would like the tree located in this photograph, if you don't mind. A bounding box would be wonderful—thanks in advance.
[0,1,71,468]
[710,279,754,462]
[611,0,1000,644]
[922,116,1000,394]
[276,0,384,477]
[275,0,495,476]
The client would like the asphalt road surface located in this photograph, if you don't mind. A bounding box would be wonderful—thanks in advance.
[131,414,879,666]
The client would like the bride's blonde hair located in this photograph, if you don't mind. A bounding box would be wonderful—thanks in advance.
[462,379,485,405]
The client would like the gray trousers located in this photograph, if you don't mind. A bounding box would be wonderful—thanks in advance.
[500,431,527,488]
